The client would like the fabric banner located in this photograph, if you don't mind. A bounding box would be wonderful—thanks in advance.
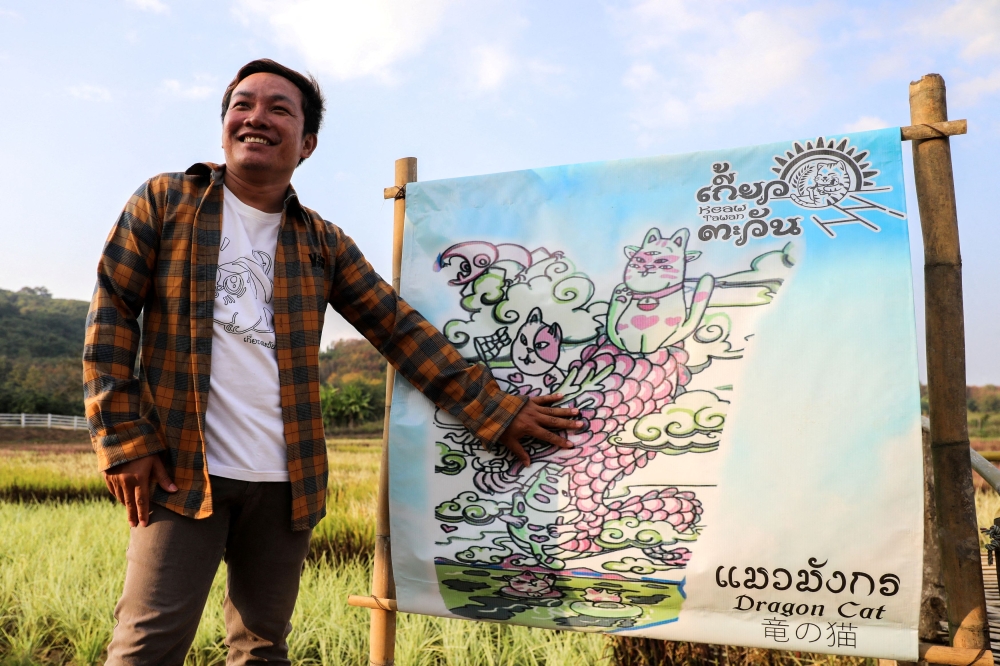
[388,128,922,659]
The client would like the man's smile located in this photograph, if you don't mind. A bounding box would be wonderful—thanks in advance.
[239,134,274,145]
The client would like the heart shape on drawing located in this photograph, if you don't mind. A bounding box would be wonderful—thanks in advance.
[630,314,659,330]
[664,316,682,327]
[440,524,457,533]
[508,373,524,384]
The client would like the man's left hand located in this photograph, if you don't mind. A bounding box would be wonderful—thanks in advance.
[497,393,582,467]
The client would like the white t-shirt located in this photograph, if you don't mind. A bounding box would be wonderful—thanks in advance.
[204,186,288,482]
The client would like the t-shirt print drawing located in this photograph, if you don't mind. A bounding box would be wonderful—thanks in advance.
[203,187,287,482]
[214,240,276,336]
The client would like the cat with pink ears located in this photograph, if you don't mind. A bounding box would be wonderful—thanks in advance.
[490,307,565,397]
[606,227,715,354]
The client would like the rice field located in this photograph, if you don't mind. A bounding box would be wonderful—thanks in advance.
[0,440,611,665]
[0,437,932,665]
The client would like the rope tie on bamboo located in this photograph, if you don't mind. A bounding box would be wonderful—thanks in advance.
[371,595,391,611]
[393,184,406,200]
[961,648,988,666]
[915,123,947,139]
[981,523,1000,565]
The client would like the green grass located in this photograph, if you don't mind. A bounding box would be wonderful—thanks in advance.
[977,486,1000,551]
[0,440,383,562]
[0,450,106,501]
[0,500,608,665]
[0,440,886,665]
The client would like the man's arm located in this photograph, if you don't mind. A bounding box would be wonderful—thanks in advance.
[83,179,176,526]
[326,226,580,463]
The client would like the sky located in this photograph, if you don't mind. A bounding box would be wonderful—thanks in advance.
[0,0,997,382]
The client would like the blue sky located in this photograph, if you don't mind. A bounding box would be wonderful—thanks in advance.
[0,0,997,382]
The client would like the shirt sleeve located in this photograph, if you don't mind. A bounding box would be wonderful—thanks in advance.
[83,179,166,470]
[326,225,526,446]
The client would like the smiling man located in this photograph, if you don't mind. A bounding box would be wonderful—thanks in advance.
[84,59,580,665]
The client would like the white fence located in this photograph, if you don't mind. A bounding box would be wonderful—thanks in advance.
[0,413,88,430]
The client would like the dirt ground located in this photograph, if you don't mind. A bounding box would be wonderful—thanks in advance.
[0,426,91,451]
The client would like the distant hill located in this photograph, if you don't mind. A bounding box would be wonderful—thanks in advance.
[0,287,89,359]
[318,338,387,386]
[0,287,90,415]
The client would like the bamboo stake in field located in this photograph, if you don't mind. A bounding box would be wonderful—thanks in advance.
[909,74,988,649]
[368,157,418,666]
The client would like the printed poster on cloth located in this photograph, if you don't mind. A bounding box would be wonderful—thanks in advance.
[387,128,923,659]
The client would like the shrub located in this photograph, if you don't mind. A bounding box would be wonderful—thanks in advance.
[321,380,384,429]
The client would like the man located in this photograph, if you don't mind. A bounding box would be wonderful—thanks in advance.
[84,58,581,665]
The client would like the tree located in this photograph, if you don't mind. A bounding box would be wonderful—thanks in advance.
[320,380,379,429]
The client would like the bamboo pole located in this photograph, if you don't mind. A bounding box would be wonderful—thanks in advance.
[909,74,988,649]
[367,157,418,666]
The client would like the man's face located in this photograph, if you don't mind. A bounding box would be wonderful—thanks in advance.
[222,72,317,175]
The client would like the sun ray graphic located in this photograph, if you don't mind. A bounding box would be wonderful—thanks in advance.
[771,137,904,238]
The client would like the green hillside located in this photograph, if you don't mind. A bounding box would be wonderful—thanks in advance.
[0,287,89,359]
[0,287,89,415]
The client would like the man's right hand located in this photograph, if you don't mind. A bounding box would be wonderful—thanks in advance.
[103,455,177,528]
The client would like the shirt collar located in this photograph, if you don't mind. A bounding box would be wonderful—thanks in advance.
[185,162,303,215]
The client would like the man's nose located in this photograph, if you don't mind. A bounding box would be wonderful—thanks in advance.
[244,110,270,127]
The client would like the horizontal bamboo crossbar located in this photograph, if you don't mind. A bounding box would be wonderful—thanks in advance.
[919,643,993,666]
[384,185,405,200]
[900,119,967,140]
[348,594,399,612]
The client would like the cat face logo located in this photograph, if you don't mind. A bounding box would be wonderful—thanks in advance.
[772,136,905,237]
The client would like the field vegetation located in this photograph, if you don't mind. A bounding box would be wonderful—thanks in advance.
[0,438,884,666]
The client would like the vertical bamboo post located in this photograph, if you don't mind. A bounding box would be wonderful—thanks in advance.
[369,157,417,666]
[910,74,988,649]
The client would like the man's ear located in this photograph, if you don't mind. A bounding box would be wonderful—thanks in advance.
[299,133,318,162]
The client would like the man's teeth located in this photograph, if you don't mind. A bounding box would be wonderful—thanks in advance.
[242,136,270,145]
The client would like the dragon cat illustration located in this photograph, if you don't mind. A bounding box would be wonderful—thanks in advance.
[427,227,798,626]
[608,228,714,354]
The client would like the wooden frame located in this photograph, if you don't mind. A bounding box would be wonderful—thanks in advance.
[350,74,983,666]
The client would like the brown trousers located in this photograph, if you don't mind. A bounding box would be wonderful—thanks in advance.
[105,476,313,666]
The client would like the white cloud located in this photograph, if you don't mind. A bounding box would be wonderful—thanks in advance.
[126,0,169,14]
[614,2,820,134]
[233,0,449,82]
[954,69,1000,105]
[843,115,889,132]
[912,0,1000,61]
[68,84,112,102]
[470,45,514,91]
[905,1,1000,106]
[159,78,215,100]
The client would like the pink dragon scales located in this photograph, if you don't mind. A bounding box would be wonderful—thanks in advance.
[558,337,701,557]
[478,335,704,569]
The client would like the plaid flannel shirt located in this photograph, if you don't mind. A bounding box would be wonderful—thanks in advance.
[83,162,526,530]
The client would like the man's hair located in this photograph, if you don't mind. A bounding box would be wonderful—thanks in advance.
[221,59,325,137]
